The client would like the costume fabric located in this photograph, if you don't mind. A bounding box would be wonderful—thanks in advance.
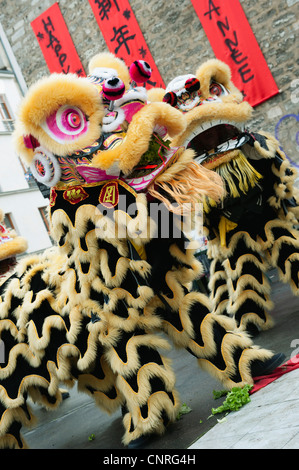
[162,59,299,334]
[0,54,276,448]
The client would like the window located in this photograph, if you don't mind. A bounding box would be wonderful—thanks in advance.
[0,95,14,132]
[18,157,38,188]
[39,207,50,234]
[3,213,15,231]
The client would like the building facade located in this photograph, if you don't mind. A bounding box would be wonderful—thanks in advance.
[0,24,52,254]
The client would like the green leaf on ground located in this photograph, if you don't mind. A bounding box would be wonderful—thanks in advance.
[213,389,229,400]
[176,403,192,420]
[211,384,253,415]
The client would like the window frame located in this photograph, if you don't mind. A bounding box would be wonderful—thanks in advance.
[0,94,14,133]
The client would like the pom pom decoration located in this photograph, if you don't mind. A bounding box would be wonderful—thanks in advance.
[129,60,152,87]
[102,77,126,111]
[163,91,178,108]
[185,77,200,93]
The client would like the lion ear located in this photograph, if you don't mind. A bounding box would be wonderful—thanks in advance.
[196,59,231,90]
[147,87,166,103]
[196,58,244,101]
[88,52,131,89]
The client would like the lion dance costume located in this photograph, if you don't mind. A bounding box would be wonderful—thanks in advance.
[0,53,283,449]
[162,59,299,336]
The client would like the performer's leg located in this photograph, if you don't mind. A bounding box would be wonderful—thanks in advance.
[103,326,180,447]
[144,234,281,390]
[208,258,230,316]
[0,259,124,448]
[0,317,66,448]
[0,311,126,448]
[156,288,282,390]
[76,323,123,415]
[223,235,274,334]
[266,222,299,295]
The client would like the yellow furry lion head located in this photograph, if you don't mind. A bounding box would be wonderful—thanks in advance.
[13,53,224,212]
[152,59,253,171]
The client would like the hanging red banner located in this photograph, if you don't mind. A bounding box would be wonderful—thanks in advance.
[190,0,279,107]
[88,0,165,89]
[31,2,86,77]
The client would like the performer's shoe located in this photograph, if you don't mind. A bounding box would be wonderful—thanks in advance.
[60,388,70,400]
[251,352,286,377]
[127,434,152,449]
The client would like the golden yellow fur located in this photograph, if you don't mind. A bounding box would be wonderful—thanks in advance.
[148,148,225,213]
[88,52,131,88]
[92,101,187,173]
[172,100,252,148]
[149,59,252,149]
[0,57,279,449]
[14,74,104,164]
[195,59,243,101]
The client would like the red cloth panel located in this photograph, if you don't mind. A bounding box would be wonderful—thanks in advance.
[88,0,165,88]
[190,0,279,106]
[31,2,86,76]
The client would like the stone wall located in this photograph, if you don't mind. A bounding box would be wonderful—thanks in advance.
[0,0,298,164]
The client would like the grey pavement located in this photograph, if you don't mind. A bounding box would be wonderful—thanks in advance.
[189,364,299,449]
[22,268,299,450]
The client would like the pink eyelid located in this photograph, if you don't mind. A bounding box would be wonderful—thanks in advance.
[44,106,88,141]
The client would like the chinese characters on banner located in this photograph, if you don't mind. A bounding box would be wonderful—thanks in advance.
[31,2,86,76]
[88,0,165,88]
[190,0,279,106]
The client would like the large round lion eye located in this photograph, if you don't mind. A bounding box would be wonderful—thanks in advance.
[67,111,81,128]
[41,105,88,143]
[209,82,227,97]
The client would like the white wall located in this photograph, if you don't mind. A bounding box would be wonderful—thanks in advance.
[0,65,52,254]
[0,190,51,253]
[0,134,30,192]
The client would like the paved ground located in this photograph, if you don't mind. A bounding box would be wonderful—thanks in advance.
[23,268,299,450]
[189,366,299,449]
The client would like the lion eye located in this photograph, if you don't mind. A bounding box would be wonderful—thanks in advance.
[209,82,228,97]
[67,111,82,128]
[41,105,88,143]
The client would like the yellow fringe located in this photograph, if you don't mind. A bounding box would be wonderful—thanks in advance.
[203,150,263,213]
[148,160,225,214]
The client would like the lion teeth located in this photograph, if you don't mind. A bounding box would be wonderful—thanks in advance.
[184,119,245,149]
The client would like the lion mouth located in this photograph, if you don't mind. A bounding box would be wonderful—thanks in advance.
[57,131,182,192]
[185,120,249,165]
[123,146,181,191]
[122,132,182,191]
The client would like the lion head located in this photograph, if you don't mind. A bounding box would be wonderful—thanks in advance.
[13,54,224,214]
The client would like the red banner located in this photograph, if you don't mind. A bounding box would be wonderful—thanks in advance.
[190,0,279,107]
[88,0,165,89]
[31,2,85,77]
